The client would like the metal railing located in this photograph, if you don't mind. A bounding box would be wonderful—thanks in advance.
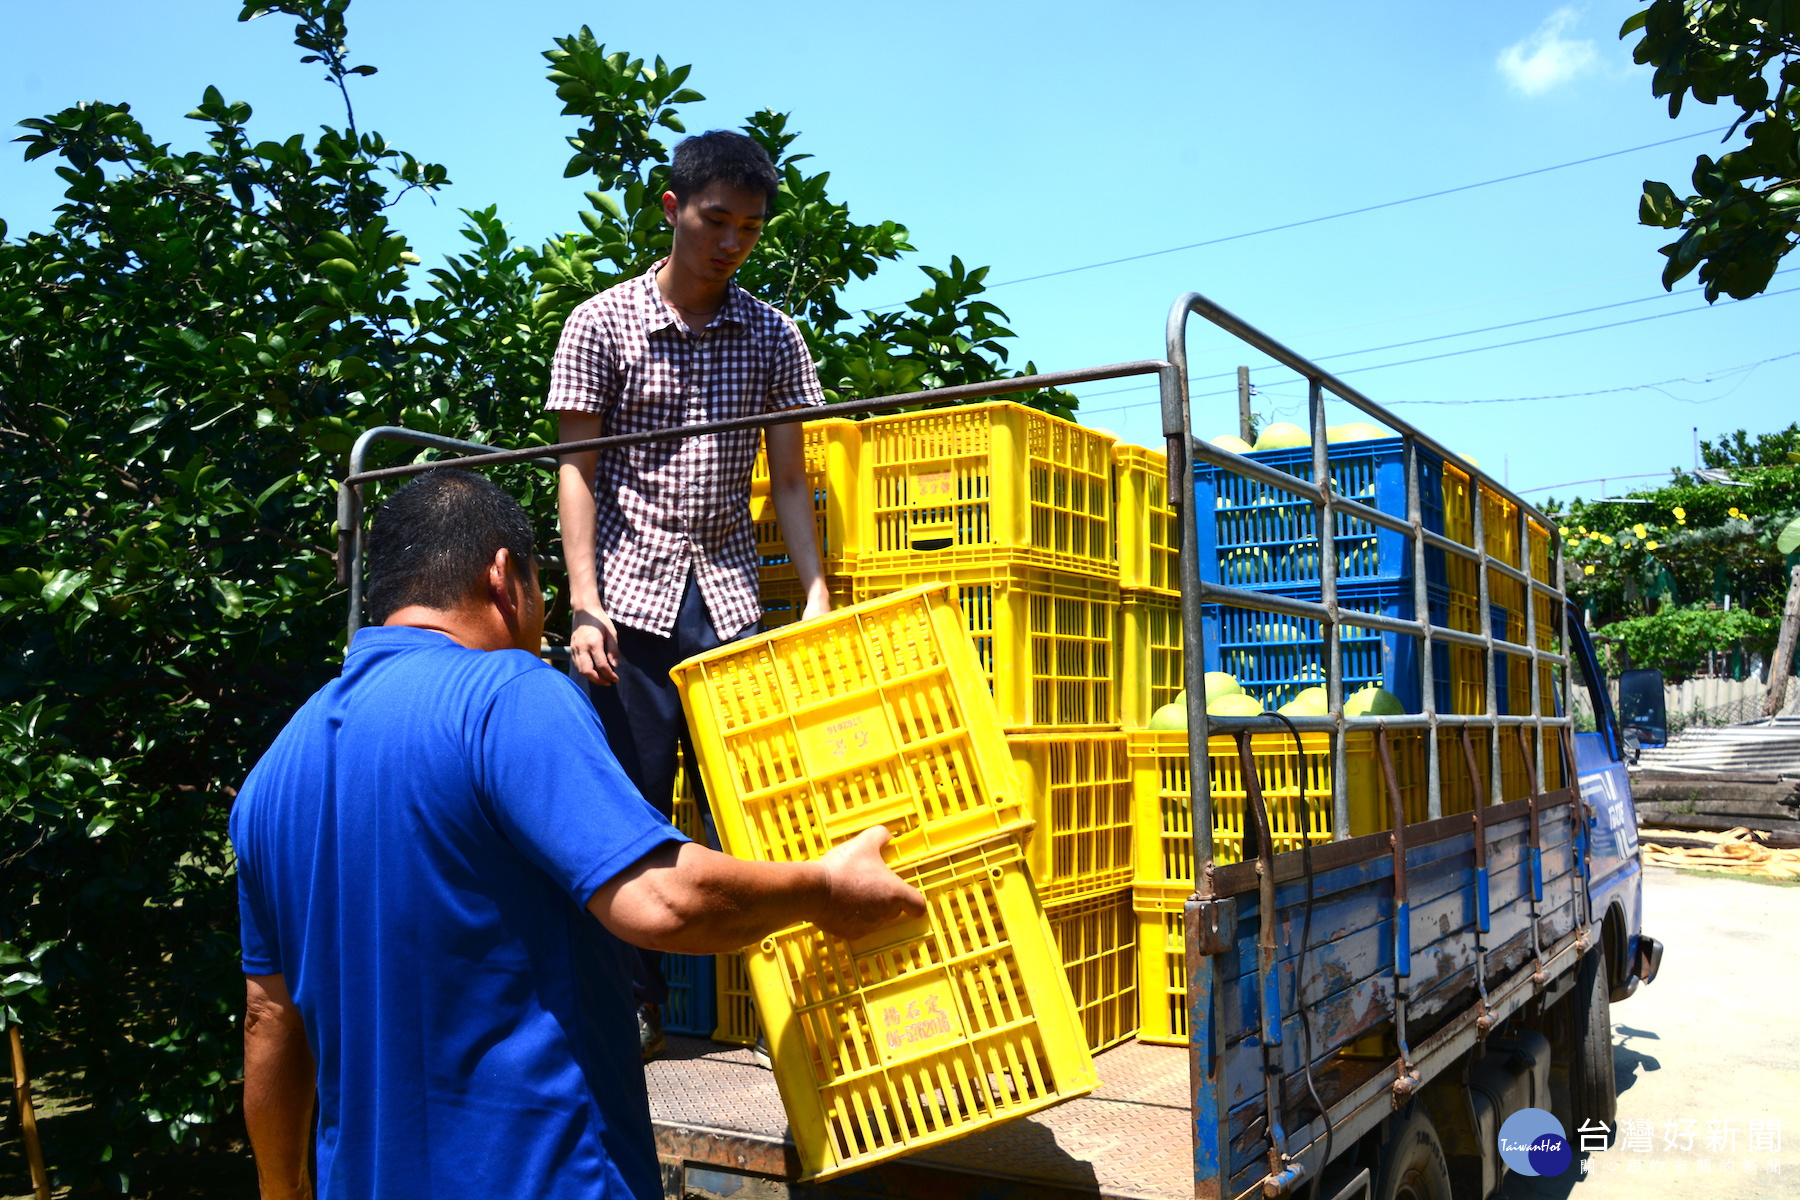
[335,360,1175,638]
[1162,292,1574,867]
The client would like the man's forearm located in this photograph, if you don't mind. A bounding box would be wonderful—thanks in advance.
[770,474,826,595]
[556,412,604,612]
[244,975,315,1200]
[558,457,602,610]
[765,423,828,606]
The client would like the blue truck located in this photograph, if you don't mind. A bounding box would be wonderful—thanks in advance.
[337,291,1664,1200]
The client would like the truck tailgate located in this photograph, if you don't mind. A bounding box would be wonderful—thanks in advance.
[649,1038,1192,1199]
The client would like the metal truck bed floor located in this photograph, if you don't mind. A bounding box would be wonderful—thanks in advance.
[648,1036,1192,1199]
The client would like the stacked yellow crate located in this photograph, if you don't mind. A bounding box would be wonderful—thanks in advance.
[846,404,1135,1053]
[739,405,1141,1053]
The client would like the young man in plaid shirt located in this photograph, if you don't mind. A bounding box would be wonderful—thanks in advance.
[546,131,831,1058]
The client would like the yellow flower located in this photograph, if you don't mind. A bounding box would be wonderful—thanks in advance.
[1584,564,1595,575]
[1645,540,1660,550]
[1559,526,1571,538]
[1633,524,1647,538]
[1578,526,1588,535]
[1600,535,1614,545]
[1729,506,1742,519]
[1673,506,1686,520]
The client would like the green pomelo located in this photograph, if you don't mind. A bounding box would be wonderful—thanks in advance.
[1459,453,1480,468]
[1204,671,1241,698]
[1326,422,1383,443]
[1212,434,1253,454]
[1343,686,1406,717]
[1208,692,1265,717]
[1253,422,1310,451]
[1149,703,1188,731]
[1284,686,1328,713]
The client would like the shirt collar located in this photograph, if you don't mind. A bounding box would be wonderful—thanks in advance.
[636,259,748,334]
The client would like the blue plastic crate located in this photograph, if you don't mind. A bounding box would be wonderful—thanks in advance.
[1201,581,1450,712]
[1193,438,1445,591]
[661,953,717,1037]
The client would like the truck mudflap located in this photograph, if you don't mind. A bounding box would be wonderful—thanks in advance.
[1610,933,1664,1003]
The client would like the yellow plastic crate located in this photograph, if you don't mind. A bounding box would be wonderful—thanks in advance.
[674,585,1028,869]
[746,837,1098,1179]
[758,573,857,632]
[1046,889,1137,1053]
[861,402,1115,578]
[713,949,761,1046]
[671,745,704,840]
[1127,730,1333,880]
[751,418,863,578]
[1007,730,1134,903]
[1113,443,1178,595]
[853,552,1118,727]
[1120,590,1183,729]
[1133,882,1191,1045]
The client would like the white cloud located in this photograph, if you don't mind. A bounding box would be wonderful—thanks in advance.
[1497,8,1599,95]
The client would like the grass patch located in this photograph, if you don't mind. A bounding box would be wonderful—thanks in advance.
[1673,867,1800,888]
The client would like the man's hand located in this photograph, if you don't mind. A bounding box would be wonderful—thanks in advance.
[590,828,926,953]
[814,827,927,942]
[801,577,834,622]
[570,607,620,686]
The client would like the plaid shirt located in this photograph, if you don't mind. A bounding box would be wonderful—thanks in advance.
[545,262,824,639]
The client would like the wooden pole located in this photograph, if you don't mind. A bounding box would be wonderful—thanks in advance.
[1766,565,1800,717]
[1237,366,1253,443]
[8,1026,51,1200]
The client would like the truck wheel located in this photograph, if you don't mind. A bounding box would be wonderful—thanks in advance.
[1566,948,1617,1147]
[1374,1108,1453,1200]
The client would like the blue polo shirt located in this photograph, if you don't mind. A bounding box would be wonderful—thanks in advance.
[231,626,686,1199]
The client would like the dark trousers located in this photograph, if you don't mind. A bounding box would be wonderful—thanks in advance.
[589,571,753,1006]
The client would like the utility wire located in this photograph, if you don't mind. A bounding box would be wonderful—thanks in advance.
[866,125,1730,308]
[1073,286,1800,416]
[1388,349,1800,406]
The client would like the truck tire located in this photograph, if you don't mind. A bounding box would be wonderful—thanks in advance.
[1374,1108,1453,1200]
[1566,948,1617,1148]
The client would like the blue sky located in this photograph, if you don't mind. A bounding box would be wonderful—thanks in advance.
[3,2,1792,504]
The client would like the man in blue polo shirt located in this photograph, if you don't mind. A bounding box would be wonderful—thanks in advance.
[231,469,922,1200]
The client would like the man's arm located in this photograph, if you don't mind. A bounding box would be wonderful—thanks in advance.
[589,826,925,953]
[765,422,831,619]
[244,974,315,1200]
[557,411,620,685]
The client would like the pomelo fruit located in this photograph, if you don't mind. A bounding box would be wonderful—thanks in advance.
[1343,685,1405,716]
[1212,434,1253,454]
[1253,422,1309,451]
[1149,703,1188,731]
[1326,422,1383,443]
[1207,692,1265,717]
[1203,671,1241,698]
[1278,686,1328,716]
[1459,454,1479,468]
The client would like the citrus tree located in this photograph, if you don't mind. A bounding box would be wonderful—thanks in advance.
[1550,422,1799,677]
[0,2,1073,1186]
[1624,0,1800,300]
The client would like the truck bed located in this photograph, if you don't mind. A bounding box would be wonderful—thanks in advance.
[649,1038,1194,1199]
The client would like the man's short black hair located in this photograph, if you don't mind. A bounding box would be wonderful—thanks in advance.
[669,130,780,211]
[365,469,535,625]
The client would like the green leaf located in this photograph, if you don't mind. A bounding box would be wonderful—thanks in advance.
[209,578,245,620]
[253,474,296,511]
[129,412,166,434]
[41,569,90,612]
[1778,514,1800,557]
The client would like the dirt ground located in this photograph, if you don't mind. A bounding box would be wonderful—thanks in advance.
[1499,864,1800,1199]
